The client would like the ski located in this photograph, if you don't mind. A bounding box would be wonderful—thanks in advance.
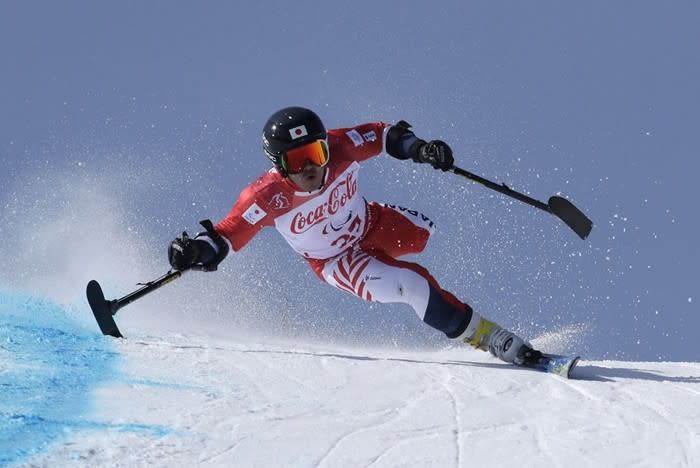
[531,353,580,378]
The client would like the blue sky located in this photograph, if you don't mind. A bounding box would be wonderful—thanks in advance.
[1,2,698,360]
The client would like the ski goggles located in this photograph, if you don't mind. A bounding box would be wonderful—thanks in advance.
[282,139,330,174]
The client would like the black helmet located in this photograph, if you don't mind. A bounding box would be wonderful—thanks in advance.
[262,107,327,169]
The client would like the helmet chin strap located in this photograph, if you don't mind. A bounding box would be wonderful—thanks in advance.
[318,166,328,190]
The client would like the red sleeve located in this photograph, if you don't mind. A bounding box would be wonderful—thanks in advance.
[327,122,389,163]
[215,183,275,252]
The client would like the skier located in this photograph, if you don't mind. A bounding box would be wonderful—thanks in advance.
[168,106,542,367]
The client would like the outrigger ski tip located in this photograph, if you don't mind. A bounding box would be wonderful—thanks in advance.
[86,280,123,338]
[547,196,593,240]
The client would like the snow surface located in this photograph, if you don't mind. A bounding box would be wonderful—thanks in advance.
[3,299,699,467]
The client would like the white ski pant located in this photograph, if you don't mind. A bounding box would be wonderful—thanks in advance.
[307,203,472,337]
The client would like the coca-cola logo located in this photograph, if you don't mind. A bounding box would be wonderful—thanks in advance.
[290,172,358,234]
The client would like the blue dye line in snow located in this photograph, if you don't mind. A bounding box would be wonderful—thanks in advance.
[0,293,170,465]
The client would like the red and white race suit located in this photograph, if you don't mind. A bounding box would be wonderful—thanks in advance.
[215,123,471,338]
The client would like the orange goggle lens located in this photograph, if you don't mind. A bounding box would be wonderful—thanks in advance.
[283,140,329,174]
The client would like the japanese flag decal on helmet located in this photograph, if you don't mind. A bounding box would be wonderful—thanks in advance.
[262,107,327,173]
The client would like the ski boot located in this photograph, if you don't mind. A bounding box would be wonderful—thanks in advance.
[461,313,542,366]
[487,327,542,367]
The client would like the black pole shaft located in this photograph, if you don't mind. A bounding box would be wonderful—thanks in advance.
[451,166,552,213]
[113,270,183,313]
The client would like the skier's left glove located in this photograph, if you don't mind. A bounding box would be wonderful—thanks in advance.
[415,140,454,171]
[385,121,454,171]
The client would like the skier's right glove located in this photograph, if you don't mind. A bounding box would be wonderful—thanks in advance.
[168,220,230,272]
[168,232,201,271]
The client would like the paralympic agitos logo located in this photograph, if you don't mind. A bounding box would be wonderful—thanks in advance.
[290,172,358,234]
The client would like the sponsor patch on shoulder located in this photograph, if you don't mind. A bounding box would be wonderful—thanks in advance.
[242,202,267,225]
[362,131,376,142]
[346,129,364,147]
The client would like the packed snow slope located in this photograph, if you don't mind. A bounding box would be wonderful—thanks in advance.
[3,300,699,467]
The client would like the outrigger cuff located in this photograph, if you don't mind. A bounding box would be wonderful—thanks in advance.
[385,120,426,162]
[193,219,230,271]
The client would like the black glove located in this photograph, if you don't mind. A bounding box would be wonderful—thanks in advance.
[416,140,454,171]
[168,231,200,271]
[168,220,230,272]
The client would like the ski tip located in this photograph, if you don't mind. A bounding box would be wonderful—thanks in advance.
[539,353,581,379]
[567,356,581,379]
